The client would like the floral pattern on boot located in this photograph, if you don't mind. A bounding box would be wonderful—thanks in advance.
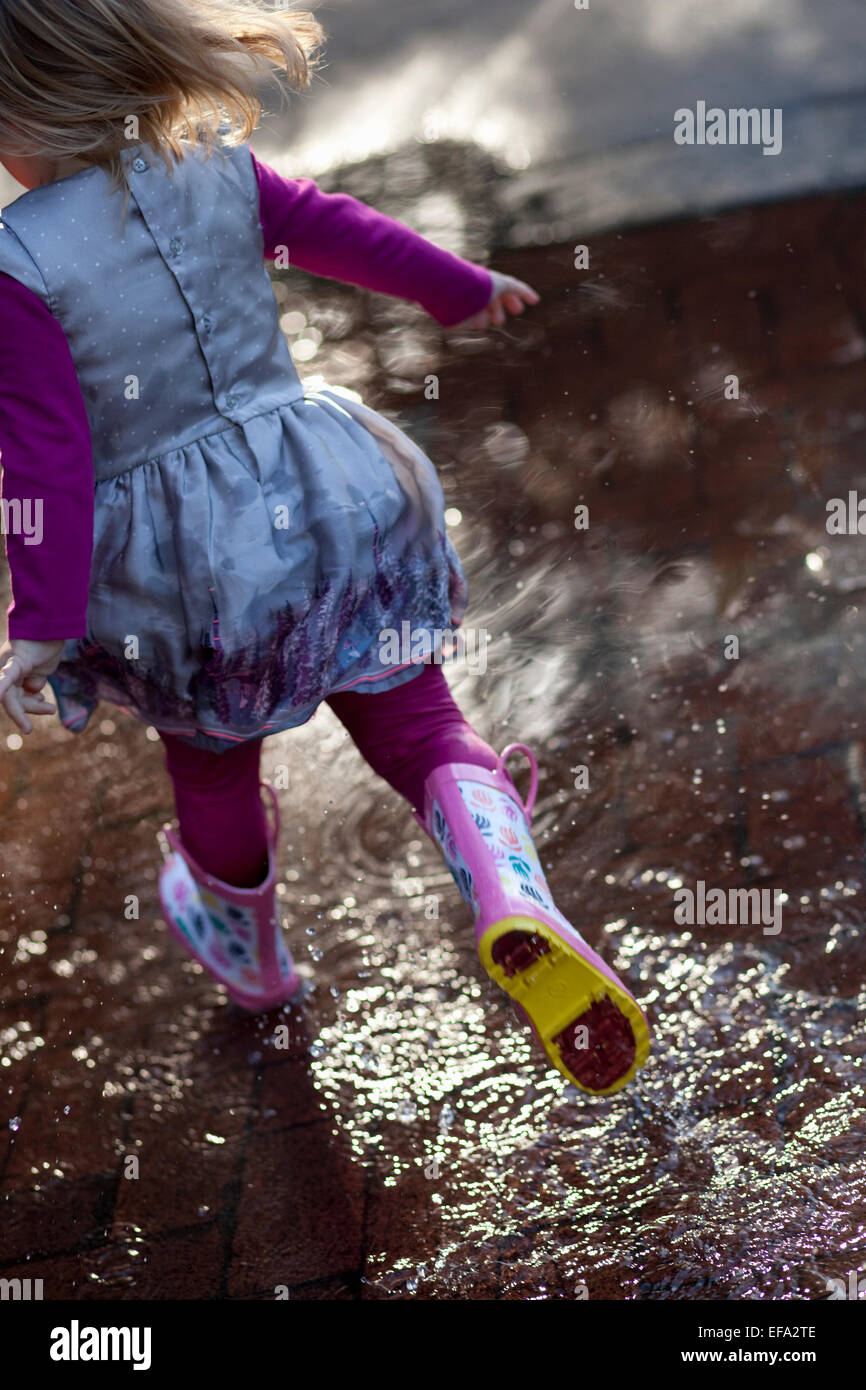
[431,799,480,917]
[160,851,294,991]
[434,779,578,933]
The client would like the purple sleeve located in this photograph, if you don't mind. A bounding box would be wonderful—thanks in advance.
[249,150,493,328]
[0,273,94,641]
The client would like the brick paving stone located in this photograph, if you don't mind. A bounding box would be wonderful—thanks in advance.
[2,1044,124,1185]
[228,1123,365,1294]
[695,414,785,502]
[0,1222,230,1299]
[359,1149,519,1299]
[774,271,866,374]
[678,280,770,379]
[763,359,866,434]
[0,1001,44,1176]
[254,1060,330,1131]
[0,1175,113,1265]
[736,656,866,764]
[743,749,863,889]
[111,1084,253,1237]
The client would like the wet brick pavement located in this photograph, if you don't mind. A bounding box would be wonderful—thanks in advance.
[2,185,866,1299]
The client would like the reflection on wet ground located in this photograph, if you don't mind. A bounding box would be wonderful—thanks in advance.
[2,150,866,1299]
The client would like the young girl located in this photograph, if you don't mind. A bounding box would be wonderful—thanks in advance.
[0,0,649,1095]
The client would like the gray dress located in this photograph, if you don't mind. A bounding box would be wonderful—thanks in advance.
[0,139,468,752]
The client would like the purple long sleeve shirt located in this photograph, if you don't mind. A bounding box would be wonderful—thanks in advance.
[0,277,95,641]
[0,153,493,642]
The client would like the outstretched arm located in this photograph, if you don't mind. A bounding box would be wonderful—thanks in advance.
[250,150,496,328]
[0,273,93,731]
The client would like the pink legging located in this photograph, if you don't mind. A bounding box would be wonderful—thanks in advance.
[159,662,499,887]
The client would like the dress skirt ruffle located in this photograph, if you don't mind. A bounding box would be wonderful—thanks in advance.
[49,385,469,753]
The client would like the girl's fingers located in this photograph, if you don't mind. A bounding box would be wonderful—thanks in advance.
[510,278,540,302]
[0,686,54,734]
[457,277,540,329]
[20,693,55,715]
[0,658,24,702]
[3,686,33,735]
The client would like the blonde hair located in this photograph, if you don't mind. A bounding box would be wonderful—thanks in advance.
[0,0,325,192]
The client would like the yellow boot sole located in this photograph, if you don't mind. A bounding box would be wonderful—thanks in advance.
[478,916,651,1096]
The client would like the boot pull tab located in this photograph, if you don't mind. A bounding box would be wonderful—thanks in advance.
[495,743,539,824]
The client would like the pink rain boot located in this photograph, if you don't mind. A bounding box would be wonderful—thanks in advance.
[158,783,303,1011]
[416,745,651,1096]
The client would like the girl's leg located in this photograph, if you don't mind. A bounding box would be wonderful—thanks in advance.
[326,661,499,812]
[328,662,650,1095]
[159,732,269,888]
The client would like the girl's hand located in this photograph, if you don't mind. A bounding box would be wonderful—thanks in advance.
[453,270,540,330]
[0,638,65,735]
